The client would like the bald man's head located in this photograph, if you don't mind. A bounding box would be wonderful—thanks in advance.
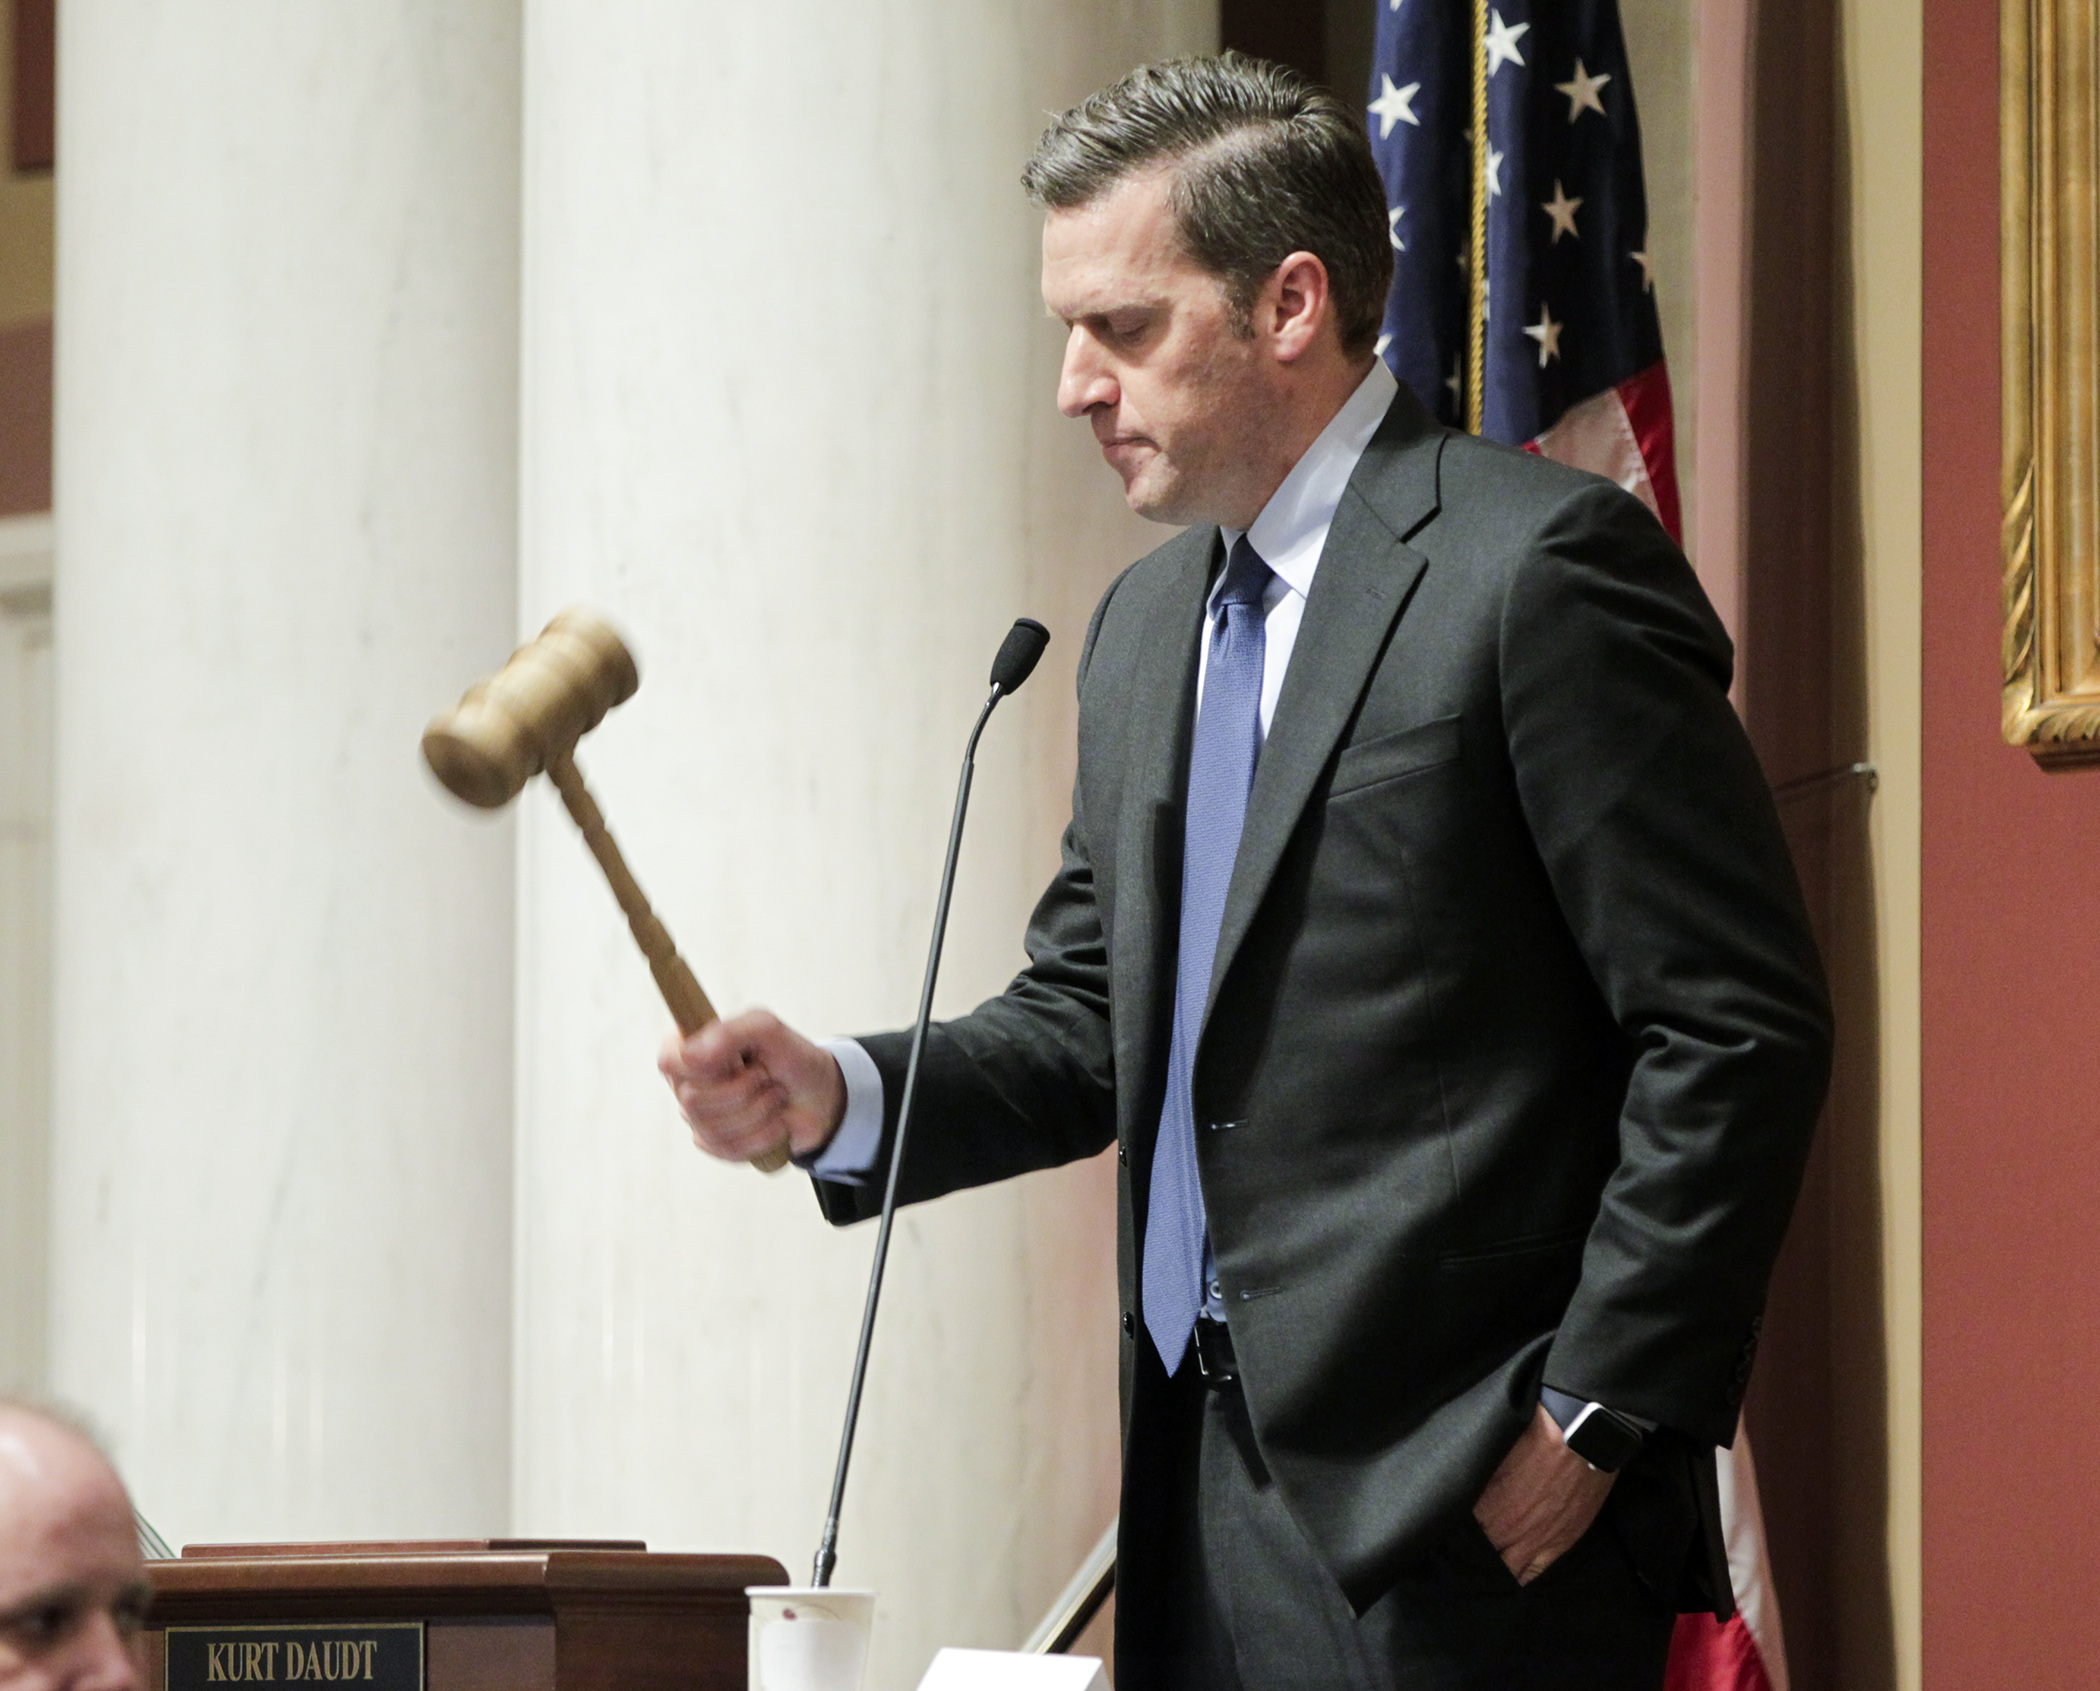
[0,1402,149,1691]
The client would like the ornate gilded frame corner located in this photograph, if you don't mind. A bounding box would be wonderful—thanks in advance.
[2002,0,2100,764]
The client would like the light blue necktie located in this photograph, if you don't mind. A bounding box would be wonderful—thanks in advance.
[1143,536,1273,1374]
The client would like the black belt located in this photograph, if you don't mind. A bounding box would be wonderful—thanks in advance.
[1193,1312,1239,1389]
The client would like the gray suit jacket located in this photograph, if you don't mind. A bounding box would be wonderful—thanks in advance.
[818,383,1830,1611]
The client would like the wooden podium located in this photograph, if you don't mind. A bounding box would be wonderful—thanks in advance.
[141,1541,789,1691]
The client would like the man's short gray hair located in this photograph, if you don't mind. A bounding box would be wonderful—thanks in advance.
[1022,53,1394,358]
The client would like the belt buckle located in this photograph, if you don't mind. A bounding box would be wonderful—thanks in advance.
[1193,1314,1238,1389]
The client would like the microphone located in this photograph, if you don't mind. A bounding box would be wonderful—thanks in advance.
[990,617,1050,694]
[812,617,1050,1589]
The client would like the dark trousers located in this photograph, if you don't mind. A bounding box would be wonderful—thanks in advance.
[1115,1352,1676,1691]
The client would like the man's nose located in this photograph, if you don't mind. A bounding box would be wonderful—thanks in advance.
[67,1612,146,1691]
[1056,328,1116,419]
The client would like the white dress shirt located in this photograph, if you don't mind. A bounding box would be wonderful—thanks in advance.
[812,357,1401,1182]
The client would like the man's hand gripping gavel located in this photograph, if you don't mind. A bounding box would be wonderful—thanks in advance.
[658,1011,847,1168]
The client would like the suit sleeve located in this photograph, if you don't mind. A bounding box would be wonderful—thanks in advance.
[1500,483,1832,1447]
[812,587,1125,1226]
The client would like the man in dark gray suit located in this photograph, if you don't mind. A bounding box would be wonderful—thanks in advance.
[662,54,1828,1691]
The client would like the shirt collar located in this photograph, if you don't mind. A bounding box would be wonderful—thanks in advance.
[1217,357,1400,606]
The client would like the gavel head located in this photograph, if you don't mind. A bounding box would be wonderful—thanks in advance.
[422,607,640,808]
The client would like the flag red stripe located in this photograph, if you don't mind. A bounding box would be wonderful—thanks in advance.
[1615,360,1683,544]
[1665,1612,1777,1691]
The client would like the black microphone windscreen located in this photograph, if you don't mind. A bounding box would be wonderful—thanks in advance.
[989,618,1051,693]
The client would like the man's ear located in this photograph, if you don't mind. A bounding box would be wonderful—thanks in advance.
[1266,251,1333,363]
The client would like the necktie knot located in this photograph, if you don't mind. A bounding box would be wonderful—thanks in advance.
[1216,537,1273,613]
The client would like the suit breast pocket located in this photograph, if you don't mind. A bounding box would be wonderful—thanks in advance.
[1328,714,1463,799]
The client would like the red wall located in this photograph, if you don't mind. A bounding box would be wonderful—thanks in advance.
[1922,0,2100,1678]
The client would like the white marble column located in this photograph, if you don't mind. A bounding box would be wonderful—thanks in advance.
[512,4,1209,1683]
[50,4,522,1539]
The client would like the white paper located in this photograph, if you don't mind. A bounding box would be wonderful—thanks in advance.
[913,1648,1109,1691]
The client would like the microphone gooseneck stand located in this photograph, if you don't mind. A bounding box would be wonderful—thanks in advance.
[812,618,1051,1589]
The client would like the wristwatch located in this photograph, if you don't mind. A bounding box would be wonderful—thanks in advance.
[1559,1403,1647,1472]
[1540,1385,1649,1473]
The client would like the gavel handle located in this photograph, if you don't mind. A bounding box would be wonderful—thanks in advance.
[544,751,790,1175]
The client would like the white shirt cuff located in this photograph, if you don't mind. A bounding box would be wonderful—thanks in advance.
[807,1037,885,1183]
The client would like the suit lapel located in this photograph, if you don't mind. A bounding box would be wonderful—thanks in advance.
[1202,394,1445,1030]
[1111,523,1217,1137]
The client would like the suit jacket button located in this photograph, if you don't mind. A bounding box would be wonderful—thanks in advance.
[1121,1311,1134,1336]
[1117,1145,1127,1166]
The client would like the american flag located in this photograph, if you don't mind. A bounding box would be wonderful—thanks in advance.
[1366,4,1785,1688]
[1369,0,1683,541]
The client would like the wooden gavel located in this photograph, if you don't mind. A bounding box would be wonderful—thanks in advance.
[422,607,788,1174]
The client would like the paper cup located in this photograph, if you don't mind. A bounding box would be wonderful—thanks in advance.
[746,1587,875,1691]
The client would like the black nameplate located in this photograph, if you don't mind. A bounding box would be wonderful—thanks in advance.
[164,1623,423,1690]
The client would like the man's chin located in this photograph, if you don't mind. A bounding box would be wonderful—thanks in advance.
[1119,472,1195,527]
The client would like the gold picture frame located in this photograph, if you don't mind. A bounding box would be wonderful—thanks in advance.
[2002,0,2100,763]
